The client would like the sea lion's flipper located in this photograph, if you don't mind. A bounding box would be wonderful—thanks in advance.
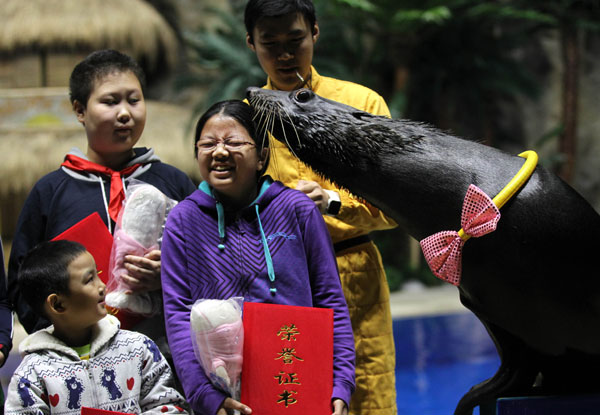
[454,320,539,415]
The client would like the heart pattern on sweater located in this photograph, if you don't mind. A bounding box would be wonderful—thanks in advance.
[49,394,60,407]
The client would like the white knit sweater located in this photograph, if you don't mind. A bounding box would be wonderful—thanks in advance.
[5,315,188,414]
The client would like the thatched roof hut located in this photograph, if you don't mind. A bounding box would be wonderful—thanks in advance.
[0,0,179,86]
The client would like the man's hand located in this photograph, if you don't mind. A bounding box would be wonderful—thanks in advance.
[296,180,329,214]
[120,249,162,293]
[217,397,252,415]
[332,398,348,415]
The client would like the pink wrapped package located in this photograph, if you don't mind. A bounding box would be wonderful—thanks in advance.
[105,181,176,317]
[190,297,244,400]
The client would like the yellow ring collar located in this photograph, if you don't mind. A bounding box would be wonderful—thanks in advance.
[458,150,538,241]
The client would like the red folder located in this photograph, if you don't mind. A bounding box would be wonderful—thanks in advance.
[51,212,113,284]
[81,407,133,415]
[240,302,333,414]
[51,212,144,330]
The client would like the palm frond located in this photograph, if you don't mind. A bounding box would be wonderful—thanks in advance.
[176,6,265,120]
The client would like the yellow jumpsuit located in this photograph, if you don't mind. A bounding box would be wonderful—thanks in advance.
[263,66,397,415]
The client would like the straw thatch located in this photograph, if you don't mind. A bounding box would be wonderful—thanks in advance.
[0,0,178,71]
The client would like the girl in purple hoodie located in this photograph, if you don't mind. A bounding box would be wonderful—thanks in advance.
[161,100,355,415]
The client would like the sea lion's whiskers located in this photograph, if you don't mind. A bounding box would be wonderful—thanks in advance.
[254,103,268,133]
[250,99,262,122]
[253,100,272,150]
[281,107,302,148]
[261,110,272,151]
[257,116,268,149]
[269,112,278,150]
[263,109,273,141]
[277,110,300,159]
[266,110,281,173]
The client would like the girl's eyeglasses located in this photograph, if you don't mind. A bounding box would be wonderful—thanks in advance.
[196,139,256,153]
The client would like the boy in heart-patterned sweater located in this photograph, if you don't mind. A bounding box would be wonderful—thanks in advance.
[5,240,188,414]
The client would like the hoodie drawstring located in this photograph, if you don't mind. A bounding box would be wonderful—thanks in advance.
[216,200,226,251]
[255,204,277,294]
[205,179,277,295]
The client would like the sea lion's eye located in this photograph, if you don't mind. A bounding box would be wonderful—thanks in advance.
[295,89,312,103]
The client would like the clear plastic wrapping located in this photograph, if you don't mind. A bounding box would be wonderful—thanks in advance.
[190,297,244,400]
[105,180,177,316]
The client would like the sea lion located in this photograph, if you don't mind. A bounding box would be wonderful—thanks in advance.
[247,87,600,414]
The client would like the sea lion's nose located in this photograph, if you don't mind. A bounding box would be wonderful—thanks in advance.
[246,87,259,100]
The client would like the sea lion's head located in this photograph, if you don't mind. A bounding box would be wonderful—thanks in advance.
[247,87,409,179]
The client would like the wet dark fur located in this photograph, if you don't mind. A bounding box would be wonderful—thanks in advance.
[247,87,600,414]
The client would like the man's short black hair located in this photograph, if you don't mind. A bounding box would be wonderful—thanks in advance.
[244,0,317,44]
[18,240,88,319]
[69,49,146,108]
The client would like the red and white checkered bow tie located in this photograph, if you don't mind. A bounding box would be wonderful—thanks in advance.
[420,184,501,286]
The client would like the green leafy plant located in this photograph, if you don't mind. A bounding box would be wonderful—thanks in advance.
[175,7,264,119]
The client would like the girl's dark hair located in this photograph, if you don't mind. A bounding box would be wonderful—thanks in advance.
[18,240,88,319]
[69,49,146,107]
[194,100,270,174]
[245,0,317,44]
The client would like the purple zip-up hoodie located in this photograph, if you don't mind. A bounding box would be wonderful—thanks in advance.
[161,177,355,415]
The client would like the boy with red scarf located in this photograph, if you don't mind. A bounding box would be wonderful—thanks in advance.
[7,50,195,346]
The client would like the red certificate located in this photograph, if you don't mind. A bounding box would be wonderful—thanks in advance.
[51,212,113,284]
[51,212,146,329]
[240,302,333,414]
[81,408,133,415]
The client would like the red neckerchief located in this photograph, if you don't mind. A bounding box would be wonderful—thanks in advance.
[61,154,142,222]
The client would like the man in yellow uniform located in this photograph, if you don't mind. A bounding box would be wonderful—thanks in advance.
[245,1,397,414]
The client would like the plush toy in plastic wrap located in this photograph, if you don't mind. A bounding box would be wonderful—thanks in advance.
[105,181,177,318]
[190,297,244,400]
